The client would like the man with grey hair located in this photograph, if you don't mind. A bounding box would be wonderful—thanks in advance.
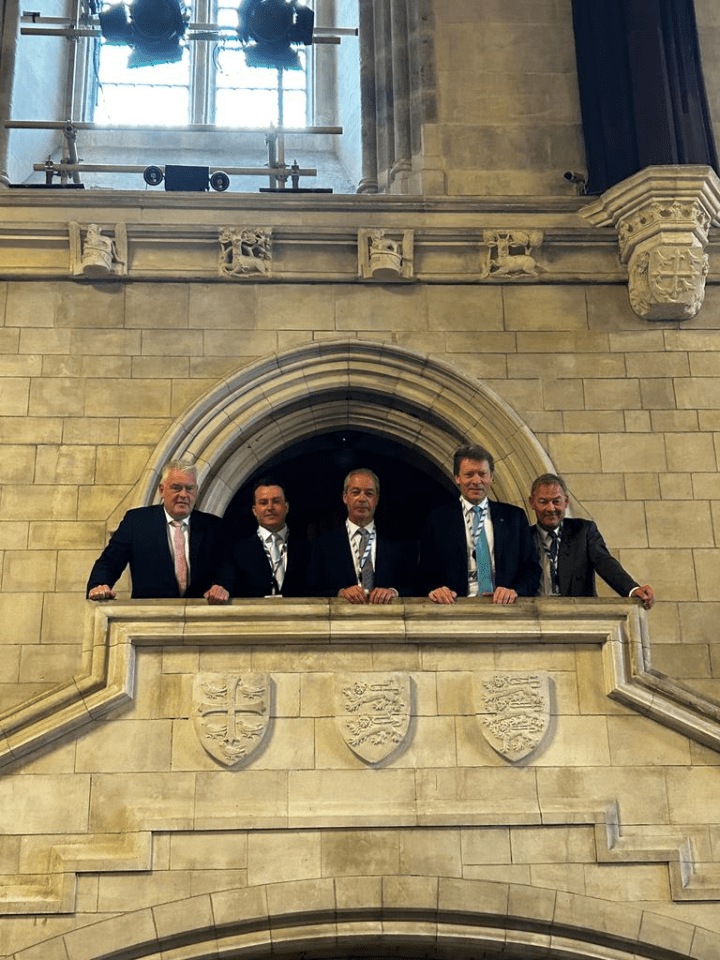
[307,467,416,603]
[528,472,654,608]
[87,460,223,600]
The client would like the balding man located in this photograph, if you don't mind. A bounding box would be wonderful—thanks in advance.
[87,460,222,600]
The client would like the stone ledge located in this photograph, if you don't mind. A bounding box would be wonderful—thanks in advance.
[0,598,718,768]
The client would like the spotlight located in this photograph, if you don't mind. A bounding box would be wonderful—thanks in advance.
[210,171,231,192]
[99,0,188,68]
[237,0,314,70]
[143,165,164,185]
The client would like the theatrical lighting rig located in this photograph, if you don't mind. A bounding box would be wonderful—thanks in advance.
[98,0,189,68]
[20,2,354,70]
[238,0,313,70]
[12,3,356,191]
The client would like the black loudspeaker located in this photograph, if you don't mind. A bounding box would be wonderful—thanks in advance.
[164,165,209,191]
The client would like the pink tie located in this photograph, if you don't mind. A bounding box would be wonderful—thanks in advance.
[172,521,188,595]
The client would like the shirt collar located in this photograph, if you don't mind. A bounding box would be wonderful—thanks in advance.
[164,509,189,527]
[461,495,488,514]
[258,524,288,542]
[346,519,376,538]
[537,523,562,541]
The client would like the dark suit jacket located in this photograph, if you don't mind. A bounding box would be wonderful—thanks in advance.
[213,530,309,597]
[307,526,417,597]
[419,499,540,597]
[86,504,223,599]
[533,517,639,598]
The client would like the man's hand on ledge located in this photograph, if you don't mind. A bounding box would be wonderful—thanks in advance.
[428,586,457,604]
[338,585,398,604]
[205,584,230,604]
[88,585,116,601]
[630,585,655,610]
[485,586,518,605]
[429,586,518,604]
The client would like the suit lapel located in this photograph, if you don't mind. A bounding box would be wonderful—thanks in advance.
[151,505,180,593]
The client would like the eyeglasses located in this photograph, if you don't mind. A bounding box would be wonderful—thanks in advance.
[534,498,567,507]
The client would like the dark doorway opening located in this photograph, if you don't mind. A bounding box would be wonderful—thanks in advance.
[222,430,457,540]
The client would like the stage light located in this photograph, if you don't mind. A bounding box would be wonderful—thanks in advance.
[210,171,231,192]
[99,0,188,67]
[237,0,313,70]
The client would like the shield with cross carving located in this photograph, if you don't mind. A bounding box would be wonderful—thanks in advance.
[193,673,271,767]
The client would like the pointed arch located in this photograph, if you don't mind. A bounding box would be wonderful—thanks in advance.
[35,875,711,960]
[124,339,551,522]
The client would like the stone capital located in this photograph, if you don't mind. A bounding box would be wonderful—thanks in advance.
[580,164,720,320]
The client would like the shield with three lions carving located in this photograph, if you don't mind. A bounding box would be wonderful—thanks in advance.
[474,672,552,762]
[335,673,411,765]
[193,673,270,767]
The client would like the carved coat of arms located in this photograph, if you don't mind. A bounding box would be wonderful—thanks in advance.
[193,673,271,767]
[335,673,411,765]
[475,672,552,762]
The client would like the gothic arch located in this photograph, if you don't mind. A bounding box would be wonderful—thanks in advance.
[124,339,552,522]
[31,875,711,960]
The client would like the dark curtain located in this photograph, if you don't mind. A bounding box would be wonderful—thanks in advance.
[571,0,718,194]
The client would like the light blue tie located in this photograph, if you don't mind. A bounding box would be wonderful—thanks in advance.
[472,505,494,595]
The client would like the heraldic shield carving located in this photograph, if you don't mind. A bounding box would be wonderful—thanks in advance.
[193,673,271,767]
[336,673,412,765]
[475,672,552,763]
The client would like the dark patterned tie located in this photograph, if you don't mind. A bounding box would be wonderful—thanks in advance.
[358,528,374,592]
[548,529,560,594]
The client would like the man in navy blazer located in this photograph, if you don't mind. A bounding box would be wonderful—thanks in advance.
[420,444,540,604]
[308,468,416,603]
[205,479,308,601]
[528,473,655,608]
[87,461,223,600]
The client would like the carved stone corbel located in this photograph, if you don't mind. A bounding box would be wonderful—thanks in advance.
[580,165,720,321]
[69,222,127,278]
[358,228,414,280]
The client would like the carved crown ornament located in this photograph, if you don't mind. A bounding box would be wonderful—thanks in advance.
[580,164,720,321]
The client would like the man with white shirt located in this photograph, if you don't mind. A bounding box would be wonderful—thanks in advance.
[307,468,416,603]
[205,479,308,601]
[87,460,222,600]
[420,444,540,605]
[528,472,654,608]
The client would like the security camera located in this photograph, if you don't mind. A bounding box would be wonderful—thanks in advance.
[563,171,587,194]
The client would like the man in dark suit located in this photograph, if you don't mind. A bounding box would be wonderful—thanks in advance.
[87,460,223,600]
[307,468,416,603]
[528,472,655,608]
[204,479,308,601]
[420,444,540,604]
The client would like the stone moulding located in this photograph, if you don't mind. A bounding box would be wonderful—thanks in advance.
[3,599,720,914]
[3,876,717,959]
[1,598,719,767]
[581,164,720,320]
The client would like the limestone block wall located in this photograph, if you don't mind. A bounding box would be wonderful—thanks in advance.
[1,189,720,957]
[1,190,720,710]
[1,600,720,960]
[432,0,586,196]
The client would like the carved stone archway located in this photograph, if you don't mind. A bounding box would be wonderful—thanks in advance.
[122,339,552,523]
[22,875,714,960]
